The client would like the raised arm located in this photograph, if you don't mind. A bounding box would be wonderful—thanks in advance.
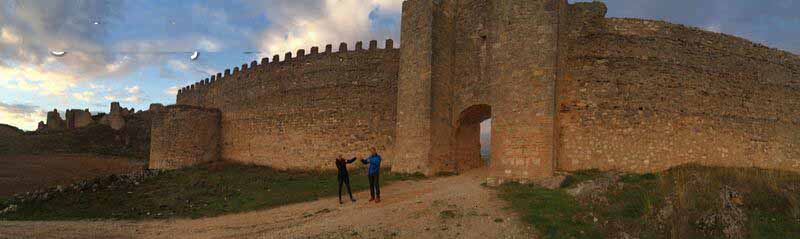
[346,157,357,164]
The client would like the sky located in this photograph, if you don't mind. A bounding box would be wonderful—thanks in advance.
[0,0,798,131]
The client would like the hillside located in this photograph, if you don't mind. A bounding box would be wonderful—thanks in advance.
[500,165,800,238]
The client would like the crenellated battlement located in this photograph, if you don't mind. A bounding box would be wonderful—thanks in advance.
[177,39,398,99]
[155,0,800,179]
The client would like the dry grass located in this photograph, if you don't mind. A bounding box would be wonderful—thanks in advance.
[499,164,800,239]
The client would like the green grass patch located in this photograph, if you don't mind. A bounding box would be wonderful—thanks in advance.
[499,165,800,238]
[0,162,425,221]
[499,182,602,239]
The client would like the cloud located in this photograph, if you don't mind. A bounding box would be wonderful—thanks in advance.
[251,0,402,57]
[0,64,78,96]
[0,0,123,75]
[0,27,21,44]
[127,85,143,103]
[0,102,45,131]
[116,85,143,103]
[165,86,180,95]
[703,24,722,33]
[72,91,96,102]
[577,0,800,54]
[0,0,227,103]
[196,38,222,52]
[124,95,141,103]
[168,60,189,71]
[125,85,140,94]
[162,58,219,80]
[0,0,124,99]
[102,85,145,104]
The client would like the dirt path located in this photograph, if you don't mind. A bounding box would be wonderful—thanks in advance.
[0,154,145,197]
[0,170,536,239]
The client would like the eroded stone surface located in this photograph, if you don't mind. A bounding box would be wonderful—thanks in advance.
[162,0,800,180]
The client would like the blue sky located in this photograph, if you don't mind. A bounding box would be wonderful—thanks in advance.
[0,0,798,131]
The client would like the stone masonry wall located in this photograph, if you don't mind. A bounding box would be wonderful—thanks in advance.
[396,0,560,180]
[46,109,65,130]
[557,4,800,173]
[177,41,399,170]
[394,0,436,174]
[149,105,221,169]
[65,109,94,129]
[164,0,800,179]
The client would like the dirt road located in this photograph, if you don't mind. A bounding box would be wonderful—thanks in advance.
[0,154,144,197]
[0,170,536,239]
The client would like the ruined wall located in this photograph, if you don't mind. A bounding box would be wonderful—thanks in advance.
[557,3,800,173]
[177,40,399,170]
[46,110,65,130]
[149,105,221,169]
[65,109,94,129]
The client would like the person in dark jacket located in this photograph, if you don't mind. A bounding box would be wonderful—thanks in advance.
[335,155,358,204]
[361,147,382,203]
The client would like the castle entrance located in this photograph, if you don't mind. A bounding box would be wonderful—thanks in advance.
[452,104,491,172]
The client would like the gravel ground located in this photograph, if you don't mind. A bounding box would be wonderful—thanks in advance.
[0,169,536,239]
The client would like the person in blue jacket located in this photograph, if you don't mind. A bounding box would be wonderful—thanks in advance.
[361,147,382,203]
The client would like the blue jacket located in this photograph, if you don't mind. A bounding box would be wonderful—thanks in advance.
[361,154,382,175]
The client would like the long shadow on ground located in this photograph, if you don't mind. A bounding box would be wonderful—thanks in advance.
[0,161,424,221]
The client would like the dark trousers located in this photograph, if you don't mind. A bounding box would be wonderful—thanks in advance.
[338,174,354,201]
[368,173,380,199]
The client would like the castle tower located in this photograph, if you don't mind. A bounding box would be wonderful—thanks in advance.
[46,109,65,130]
[395,0,565,180]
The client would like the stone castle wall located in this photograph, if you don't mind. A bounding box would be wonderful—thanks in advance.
[46,110,65,130]
[556,4,800,173]
[65,109,93,129]
[156,0,800,178]
[175,41,399,170]
[396,0,561,182]
[149,105,221,169]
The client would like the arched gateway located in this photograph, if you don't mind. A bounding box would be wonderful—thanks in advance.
[392,0,560,181]
[153,0,800,182]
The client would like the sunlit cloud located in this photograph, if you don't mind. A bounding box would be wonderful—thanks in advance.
[0,27,21,44]
[124,95,141,103]
[254,0,401,58]
[0,64,78,96]
[0,102,45,131]
[165,86,180,95]
[126,85,141,94]
[72,91,96,102]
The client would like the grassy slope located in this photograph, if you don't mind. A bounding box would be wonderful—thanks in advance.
[0,122,150,159]
[0,162,424,221]
[499,165,800,239]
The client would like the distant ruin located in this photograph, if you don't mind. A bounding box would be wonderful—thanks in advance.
[150,0,800,182]
[40,102,163,131]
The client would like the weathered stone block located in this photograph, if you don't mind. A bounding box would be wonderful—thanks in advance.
[149,105,221,170]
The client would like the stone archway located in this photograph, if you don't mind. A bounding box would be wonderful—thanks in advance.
[453,104,491,172]
[394,0,558,180]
